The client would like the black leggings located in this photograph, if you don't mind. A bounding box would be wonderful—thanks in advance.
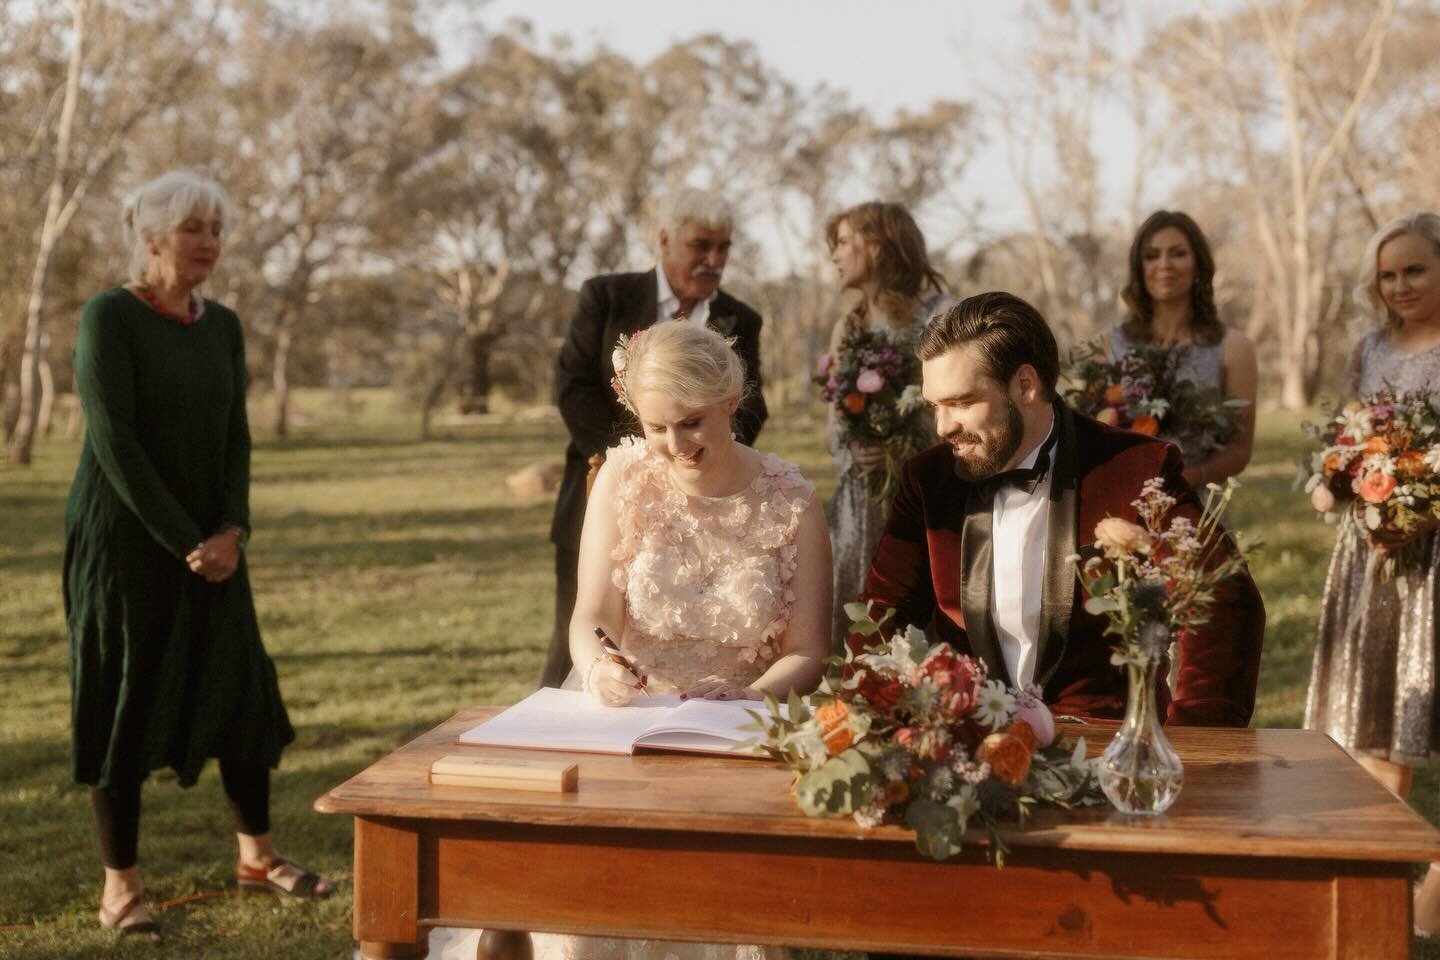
[90,758,271,870]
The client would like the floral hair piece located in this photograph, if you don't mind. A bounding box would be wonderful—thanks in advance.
[610,329,646,414]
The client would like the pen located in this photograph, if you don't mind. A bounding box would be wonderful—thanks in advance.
[594,626,650,696]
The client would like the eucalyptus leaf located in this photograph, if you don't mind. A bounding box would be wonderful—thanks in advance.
[905,797,965,861]
[1084,595,1121,615]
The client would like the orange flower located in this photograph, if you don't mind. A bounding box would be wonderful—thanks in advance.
[842,392,866,415]
[1365,436,1391,456]
[816,701,854,756]
[978,731,1032,786]
[1397,450,1428,479]
[882,779,910,805]
[1323,452,1344,475]
[1131,415,1161,437]
[1103,383,1126,405]
[1005,717,1038,753]
[1357,471,1397,504]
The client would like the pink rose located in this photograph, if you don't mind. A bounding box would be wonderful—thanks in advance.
[1357,471,1397,504]
[1094,517,1155,556]
[856,369,885,394]
[1012,699,1056,748]
[1310,484,1336,513]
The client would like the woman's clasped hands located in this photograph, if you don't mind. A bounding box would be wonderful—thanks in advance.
[186,529,243,583]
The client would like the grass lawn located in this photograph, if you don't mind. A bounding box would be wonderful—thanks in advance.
[2,390,1437,958]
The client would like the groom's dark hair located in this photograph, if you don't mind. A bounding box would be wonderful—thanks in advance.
[919,291,1059,398]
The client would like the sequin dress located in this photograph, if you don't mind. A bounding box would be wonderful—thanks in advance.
[829,294,954,648]
[1106,324,1226,464]
[1305,330,1440,764]
[531,435,813,960]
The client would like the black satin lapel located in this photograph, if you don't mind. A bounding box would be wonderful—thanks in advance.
[707,293,738,335]
[1036,402,1079,687]
[959,487,1010,686]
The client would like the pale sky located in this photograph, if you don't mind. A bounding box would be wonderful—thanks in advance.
[434,1,1151,267]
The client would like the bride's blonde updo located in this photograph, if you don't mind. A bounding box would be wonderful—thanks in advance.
[618,321,747,414]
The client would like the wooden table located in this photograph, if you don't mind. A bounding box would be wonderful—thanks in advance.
[316,708,1440,959]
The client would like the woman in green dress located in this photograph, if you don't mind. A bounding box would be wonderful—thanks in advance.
[66,170,330,938]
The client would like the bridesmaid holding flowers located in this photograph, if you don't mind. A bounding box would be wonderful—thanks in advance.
[820,201,954,648]
[1099,210,1258,489]
[1304,212,1440,934]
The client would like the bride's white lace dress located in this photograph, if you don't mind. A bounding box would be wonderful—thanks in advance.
[434,438,810,960]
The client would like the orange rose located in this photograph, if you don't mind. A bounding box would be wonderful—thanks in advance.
[1397,450,1428,479]
[842,392,866,415]
[1095,407,1121,427]
[1365,436,1391,456]
[1130,415,1161,437]
[1357,471,1397,504]
[816,701,854,756]
[1323,452,1344,475]
[977,731,1032,786]
[1103,383,1126,405]
[1005,717,1038,753]
[882,779,910,805]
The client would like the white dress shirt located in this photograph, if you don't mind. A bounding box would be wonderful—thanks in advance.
[990,414,1056,690]
[655,265,715,328]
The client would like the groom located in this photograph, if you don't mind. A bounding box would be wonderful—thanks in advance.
[856,291,1264,727]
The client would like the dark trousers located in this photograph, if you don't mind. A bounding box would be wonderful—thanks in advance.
[540,544,579,688]
[90,757,271,869]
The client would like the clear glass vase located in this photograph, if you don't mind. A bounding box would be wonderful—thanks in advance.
[1097,641,1184,815]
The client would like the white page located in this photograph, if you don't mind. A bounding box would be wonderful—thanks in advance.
[457,688,688,754]
[636,697,770,744]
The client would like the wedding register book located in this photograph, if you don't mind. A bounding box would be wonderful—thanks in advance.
[455,687,771,757]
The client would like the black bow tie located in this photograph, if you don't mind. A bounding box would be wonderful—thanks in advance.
[968,429,1057,499]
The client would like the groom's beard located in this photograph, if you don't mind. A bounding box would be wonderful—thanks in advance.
[947,398,1025,483]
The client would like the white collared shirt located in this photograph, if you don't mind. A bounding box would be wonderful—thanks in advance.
[655,264,715,328]
[990,414,1056,689]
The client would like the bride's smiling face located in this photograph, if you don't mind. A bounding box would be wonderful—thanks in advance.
[632,389,738,476]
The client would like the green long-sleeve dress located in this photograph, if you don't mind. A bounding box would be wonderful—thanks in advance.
[64,287,293,789]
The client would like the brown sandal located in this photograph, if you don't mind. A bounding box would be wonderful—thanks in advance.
[98,895,160,939]
[236,857,332,899]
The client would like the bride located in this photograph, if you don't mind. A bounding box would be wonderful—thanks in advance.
[519,319,830,960]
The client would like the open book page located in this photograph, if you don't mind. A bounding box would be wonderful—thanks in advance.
[455,687,775,756]
[633,696,770,754]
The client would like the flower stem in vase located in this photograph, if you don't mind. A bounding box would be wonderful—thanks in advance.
[1097,644,1184,815]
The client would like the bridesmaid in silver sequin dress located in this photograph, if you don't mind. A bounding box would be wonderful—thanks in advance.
[1100,211,1258,488]
[822,202,954,649]
[1303,212,1440,933]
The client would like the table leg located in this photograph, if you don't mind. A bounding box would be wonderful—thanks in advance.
[355,816,427,958]
[1333,867,1411,959]
[476,929,533,960]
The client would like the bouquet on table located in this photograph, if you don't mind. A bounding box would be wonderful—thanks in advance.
[751,604,1104,864]
[1072,477,1252,814]
[1064,343,1246,459]
[1301,388,1440,576]
[816,328,929,505]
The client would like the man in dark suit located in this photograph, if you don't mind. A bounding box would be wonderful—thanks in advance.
[540,187,768,688]
[857,291,1264,728]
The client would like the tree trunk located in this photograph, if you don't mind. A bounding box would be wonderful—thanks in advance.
[460,331,497,415]
[37,352,55,437]
[8,0,84,465]
[273,319,292,438]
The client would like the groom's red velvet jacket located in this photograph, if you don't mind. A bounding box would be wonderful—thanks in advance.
[856,403,1265,726]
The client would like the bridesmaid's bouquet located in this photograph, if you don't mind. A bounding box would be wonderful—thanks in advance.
[1301,389,1440,575]
[816,328,929,505]
[1064,343,1246,459]
[751,606,1104,864]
